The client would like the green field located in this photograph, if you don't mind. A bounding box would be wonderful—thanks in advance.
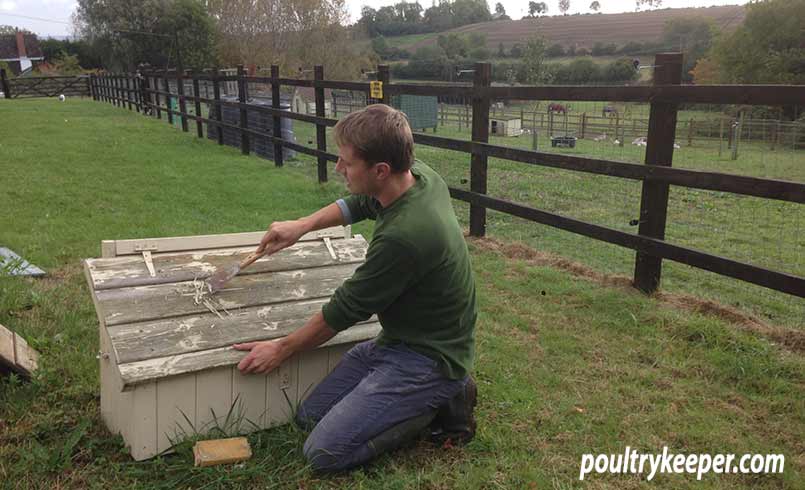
[293,112,804,329]
[1,99,803,489]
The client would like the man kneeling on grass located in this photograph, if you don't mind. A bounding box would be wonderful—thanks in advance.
[232,104,478,472]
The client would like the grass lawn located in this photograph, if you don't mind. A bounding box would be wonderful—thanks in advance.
[1,98,803,489]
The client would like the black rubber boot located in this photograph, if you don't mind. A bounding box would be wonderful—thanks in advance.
[430,376,477,446]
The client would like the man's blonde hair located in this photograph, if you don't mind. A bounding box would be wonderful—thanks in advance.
[333,104,414,173]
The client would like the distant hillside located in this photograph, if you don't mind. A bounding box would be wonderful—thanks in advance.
[396,5,745,52]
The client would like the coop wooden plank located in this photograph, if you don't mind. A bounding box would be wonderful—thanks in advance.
[156,372,197,454]
[118,322,381,389]
[266,354,299,428]
[112,227,349,256]
[86,237,368,290]
[298,348,330,402]
[195,366,233,435]
[232,369,268,430]
[128,381,158,461]
[110,297,378,364]
[96,262,360,327]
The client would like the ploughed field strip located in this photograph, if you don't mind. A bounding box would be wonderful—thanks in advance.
[83,226,380,460]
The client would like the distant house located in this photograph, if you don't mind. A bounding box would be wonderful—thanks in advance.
[0,31,44,76]
[291,86,332,117]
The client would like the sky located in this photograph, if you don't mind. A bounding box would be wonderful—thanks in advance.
[0,0,750,38]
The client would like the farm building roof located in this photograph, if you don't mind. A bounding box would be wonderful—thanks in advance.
[0,33,43,60]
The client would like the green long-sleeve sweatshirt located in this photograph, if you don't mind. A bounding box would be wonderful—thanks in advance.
[322,161,477,380]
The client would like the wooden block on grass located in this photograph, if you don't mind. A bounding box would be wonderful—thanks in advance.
[0,323,39,378]
[193,437,252,467]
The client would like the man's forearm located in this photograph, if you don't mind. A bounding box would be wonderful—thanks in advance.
[278,311,338,357]
[299,202,347,234]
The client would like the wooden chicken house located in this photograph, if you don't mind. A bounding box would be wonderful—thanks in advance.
[83,226,379,460]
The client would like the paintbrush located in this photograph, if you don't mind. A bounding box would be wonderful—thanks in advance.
[206,251,264,293]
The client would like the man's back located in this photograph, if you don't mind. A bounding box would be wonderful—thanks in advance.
[324,162,477,380]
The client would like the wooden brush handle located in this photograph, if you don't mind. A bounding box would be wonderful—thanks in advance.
[239,251,265,270]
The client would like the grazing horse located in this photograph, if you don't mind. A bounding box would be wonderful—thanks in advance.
[547,103,568,114]
[602,106,618,117]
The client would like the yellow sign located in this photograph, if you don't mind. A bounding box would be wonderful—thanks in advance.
[370,81,383,99]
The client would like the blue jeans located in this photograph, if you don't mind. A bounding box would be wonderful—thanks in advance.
[295,339,466,472]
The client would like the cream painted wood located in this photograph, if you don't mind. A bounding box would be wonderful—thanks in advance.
[156,372,197,454]
[266,354,299,428]
[232,368,268,431]
[128,381,157,461]
[298,348,330,402]
[194,366,233,435]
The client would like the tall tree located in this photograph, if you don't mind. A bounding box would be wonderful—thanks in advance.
[711,0,805,86]
[494,2,510,19]
[559,0,571,16]
[75,0,215,71]
[662,16,716,82]
[522,36,552,84]
[590,1,601,13]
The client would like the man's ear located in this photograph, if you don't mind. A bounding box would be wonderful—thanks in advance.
[374,162,392,180]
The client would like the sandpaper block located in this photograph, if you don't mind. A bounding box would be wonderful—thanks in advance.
[193,437,252,467]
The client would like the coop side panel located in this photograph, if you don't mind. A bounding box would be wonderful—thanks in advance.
[156,372,197,454]
[195,366,234,435]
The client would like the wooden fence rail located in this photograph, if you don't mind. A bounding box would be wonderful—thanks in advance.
[79,56,805,298]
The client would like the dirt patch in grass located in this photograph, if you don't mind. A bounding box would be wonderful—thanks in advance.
[469,236,805,353]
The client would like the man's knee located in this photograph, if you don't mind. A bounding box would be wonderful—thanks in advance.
[302,435,350,473]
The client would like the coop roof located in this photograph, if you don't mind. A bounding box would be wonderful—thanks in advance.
[84,228,379,390]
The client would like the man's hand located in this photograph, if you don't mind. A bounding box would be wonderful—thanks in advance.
[256,219,309,256]
[233,339,289,374]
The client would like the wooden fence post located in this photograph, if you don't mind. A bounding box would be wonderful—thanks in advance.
[133,74,141,113]
[237,65,250,155]
[469,62,491,237]
[178,69,189,132]
[116,75,123,107]
[580,112,587,139]
[164,73,173,125]
[270,65,283,166]
[139,73,149,115]
[314,65,327,182]
[633,53,683,294]
[0,69,10,98]
[192,74,203,138]
[212,68,223,145]
[102,74,107,103]
[88,74,96,101]
[378,64,390,105]
[125,75,133,110]
[153,75,161,119]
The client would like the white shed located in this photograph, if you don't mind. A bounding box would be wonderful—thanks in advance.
[490,116,522,137]
[84,226,379,460]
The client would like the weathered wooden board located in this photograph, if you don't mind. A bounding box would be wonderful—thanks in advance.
[117,322,381,389]
[107,227,350,257]
[0,247,46,277]
[96,262,360,327]
[86,237,368,290]
[0,323,39,378]
[109,298,377,364]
